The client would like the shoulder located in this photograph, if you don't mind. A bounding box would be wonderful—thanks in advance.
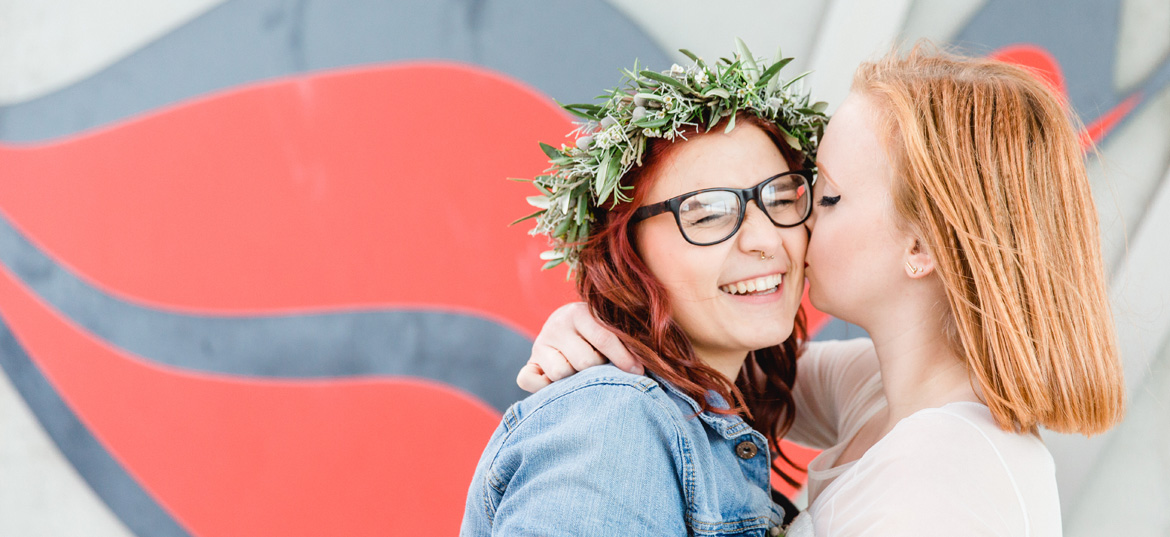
[862,403,1055,515]
[882,403,1052,466]
[821,404,1058,535]
[469,366,694,535]
[500,364,683,438]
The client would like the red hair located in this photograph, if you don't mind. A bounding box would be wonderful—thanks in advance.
[575,114,807,487]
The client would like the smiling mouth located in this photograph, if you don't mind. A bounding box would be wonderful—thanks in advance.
[719,273,783,296]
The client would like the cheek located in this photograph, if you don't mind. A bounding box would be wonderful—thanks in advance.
[637,223,720,304]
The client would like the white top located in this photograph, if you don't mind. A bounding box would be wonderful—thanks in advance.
[783,339,1062,536]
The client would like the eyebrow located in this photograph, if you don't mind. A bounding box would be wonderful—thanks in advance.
[814,161,841,189]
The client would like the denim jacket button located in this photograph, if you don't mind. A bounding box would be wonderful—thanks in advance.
[735,440,758,459]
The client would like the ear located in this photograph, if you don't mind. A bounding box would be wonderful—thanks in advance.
[904,238,935,278]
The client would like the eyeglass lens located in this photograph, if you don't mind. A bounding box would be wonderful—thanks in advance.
[676,173,810,244]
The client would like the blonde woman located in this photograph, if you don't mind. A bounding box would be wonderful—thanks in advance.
[518,46,1125,536]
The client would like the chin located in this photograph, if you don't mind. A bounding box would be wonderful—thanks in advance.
[806,284,833,317]
[747,324,794,348]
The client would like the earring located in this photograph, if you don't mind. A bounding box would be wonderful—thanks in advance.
[906,261,921,275]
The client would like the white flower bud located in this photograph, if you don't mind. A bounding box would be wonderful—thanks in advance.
[576,135,594,150]
[632,106,647,120]
[634,94,649,107]
[600,117,617,128]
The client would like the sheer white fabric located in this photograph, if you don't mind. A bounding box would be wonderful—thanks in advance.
[784,339,1062,536]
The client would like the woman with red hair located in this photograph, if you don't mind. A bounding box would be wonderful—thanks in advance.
[461,46,826,535]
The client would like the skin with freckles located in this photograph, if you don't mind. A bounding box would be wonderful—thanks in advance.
[635,123,807,379]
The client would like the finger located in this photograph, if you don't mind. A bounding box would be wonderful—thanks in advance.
[516,362,552,393]
[573,313,643,375]
[548,327,608,372]
[529,345,577,382]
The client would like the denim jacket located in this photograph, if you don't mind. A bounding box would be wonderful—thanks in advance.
[461,364,785,536]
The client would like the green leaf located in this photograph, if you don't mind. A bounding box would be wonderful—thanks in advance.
[724,107,738,133]
[532,183,553,197]
[633,116,670,129]
[679,48,701,63]
[554,215,572,236]
[541,257,566,271]
[510,209,546,226]
[526,195,550,209]
[556,99,602,120]
[641,70,691,92]
[540,142,564,161]
[756,57,793,87]
[780,129,802,150]
[596,151,613,193]
[706,107,724,130]
[634,92,665,103]
[702,87,731,99]
[811,101,829,113]
[575,195,589,224]
[734,38,759,84]
[782,71,812,89]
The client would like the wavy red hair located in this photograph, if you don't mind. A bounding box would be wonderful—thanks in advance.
[574,114,807,486]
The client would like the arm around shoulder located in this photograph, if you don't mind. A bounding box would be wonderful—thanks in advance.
[473,378,690,536]
[788,338,879,448]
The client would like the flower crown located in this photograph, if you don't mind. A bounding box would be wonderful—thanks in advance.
[515,39,828,272]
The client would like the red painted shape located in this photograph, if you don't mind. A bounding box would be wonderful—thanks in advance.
[0,263,500,537]
[1080,93,1141,148]
[772,440,821,499]
[0,63,577,338]
[0,64,833,522]
[990,44,1140,149]
[990,44,1067,96]
[801,285,829,337]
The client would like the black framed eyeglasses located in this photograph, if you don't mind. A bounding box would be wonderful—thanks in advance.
[630,169,816,246]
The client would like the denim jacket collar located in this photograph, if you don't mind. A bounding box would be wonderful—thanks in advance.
[647,371,755,441]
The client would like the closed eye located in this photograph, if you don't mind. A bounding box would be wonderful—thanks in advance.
[818,195,841,207]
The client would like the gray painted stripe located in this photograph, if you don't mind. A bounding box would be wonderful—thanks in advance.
[0,0,672,142]
[0,325,192,537]
[955,0,1121,114]
[0,211,532,412]
[810,317,868,342]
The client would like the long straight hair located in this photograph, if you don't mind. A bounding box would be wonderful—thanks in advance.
[575,114,808,485]
[854,45,1124,434]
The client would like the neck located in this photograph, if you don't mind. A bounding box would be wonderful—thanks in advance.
[860,294,982,428]
[693,347,749,383]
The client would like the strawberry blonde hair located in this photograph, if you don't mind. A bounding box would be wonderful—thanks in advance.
[854,45,1124,434]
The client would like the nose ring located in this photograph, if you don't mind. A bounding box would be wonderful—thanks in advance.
[756,250,774,261]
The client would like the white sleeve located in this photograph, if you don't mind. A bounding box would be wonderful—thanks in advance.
[785,338,880,449]
[820,410,1038,536]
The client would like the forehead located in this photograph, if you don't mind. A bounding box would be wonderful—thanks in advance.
[817,93,892,191]
[644,123,790,203]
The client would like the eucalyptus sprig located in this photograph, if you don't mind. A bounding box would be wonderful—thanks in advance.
[516,39,828,272]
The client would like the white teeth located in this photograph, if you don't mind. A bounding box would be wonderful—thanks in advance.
[720,274,784,295]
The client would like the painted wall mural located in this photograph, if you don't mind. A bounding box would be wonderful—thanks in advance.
[1,0,1167,536]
